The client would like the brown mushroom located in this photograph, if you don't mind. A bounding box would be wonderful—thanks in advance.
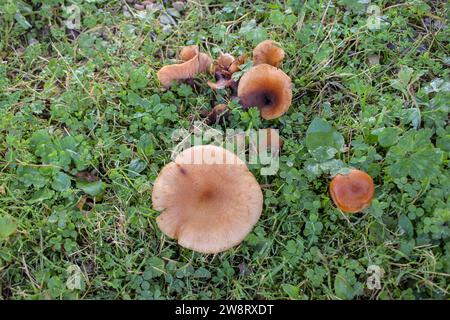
[329,169,375,213]
[253,40,285,67]
[237,64,292,120]
[228,54,248,74]
[207,53,243,90]
[157,45,212,88]
[203,104,230,125]
[152,145,263,254]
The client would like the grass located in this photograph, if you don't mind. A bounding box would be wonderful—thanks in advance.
[0,0,449,299]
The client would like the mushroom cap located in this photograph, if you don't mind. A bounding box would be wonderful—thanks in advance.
[253,40,285,67]
[152,145,263,254]
[157,45,212,88]
[216,53,235,70]
[229,54,248,74]
[237,64,292,120]
[329,169,375,213]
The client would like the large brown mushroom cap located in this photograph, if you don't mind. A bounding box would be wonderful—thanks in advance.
[237,64,292,120]
[253,40,285,67]
[152,145,263,254]
[157,45,212,88]
[329,169,375,213]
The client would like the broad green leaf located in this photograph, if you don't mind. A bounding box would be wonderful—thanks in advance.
[0,215,17,240]
[282,284,300,299]
[269,10,285,25]
[128,158,147,178]
[398,215,414,238]
[372,127,400,147]
[305,118,345,160]
[52,172,71,191]
[77,180,105,197]
[386,129,443,181]
[334,273,354,299]
[239,19,268,45]
[193,267,211,279]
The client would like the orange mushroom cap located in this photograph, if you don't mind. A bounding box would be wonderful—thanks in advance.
[204,104,230,125]
[329,169,375,213]
[237,64,292,120]
[152,145,263,254]
[157,45,212,88]
[228,54,248,74]
[253,40,285,68]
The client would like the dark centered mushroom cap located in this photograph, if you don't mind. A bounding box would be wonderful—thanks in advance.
[152,145,263,254]
[237,64,292,120]
[329,169,375,213]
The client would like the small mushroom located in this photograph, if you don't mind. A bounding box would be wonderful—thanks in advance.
[152,145,263,254]
[207,53,243,90]
[237,64,292,120]
[229,54,248,74]
[203,104,230,125]
[215,53,235,71]
[329,169,375,213]
[157,45,212,88]
[253,40,285,68]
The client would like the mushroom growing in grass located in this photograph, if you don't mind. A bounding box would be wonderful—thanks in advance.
[152,145,263,254]
[157,45,212,88]
[329,169,375,213]
[253,40,285,67]
[237,64,292,120]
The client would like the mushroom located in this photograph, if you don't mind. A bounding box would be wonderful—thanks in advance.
[152,145,263,253]
[157,45,212,88]
[253,40,285,68]
[329,169,375,213]
[237,64,292,120]
[207,53,244,90]
[203,104,230,125]
[228,54,248,74]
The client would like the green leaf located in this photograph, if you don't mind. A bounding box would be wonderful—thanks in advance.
[386,129,443,181]
[129,67,149,90]
[305,118,345,160]
[14,12,32,29]
[137,134,155,157]
[77,180,106,197]
[334,273,354,300]
[0,215,17,240]
[398,215,414,238]
[269,10,285,25]
[398,66,414,86]
[128,159,147,178]
[52,172,71,191]
[373,127,400,147]
[147,257,165,277]
[281,284,300,299]
[239,19,268,45]
[193,267,211,279]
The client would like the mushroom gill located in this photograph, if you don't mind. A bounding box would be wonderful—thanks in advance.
[237,64,292,120]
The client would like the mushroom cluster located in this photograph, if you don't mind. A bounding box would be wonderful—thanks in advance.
[152,145,263,254]
[156,39,292,121]
[153,40,376,254]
